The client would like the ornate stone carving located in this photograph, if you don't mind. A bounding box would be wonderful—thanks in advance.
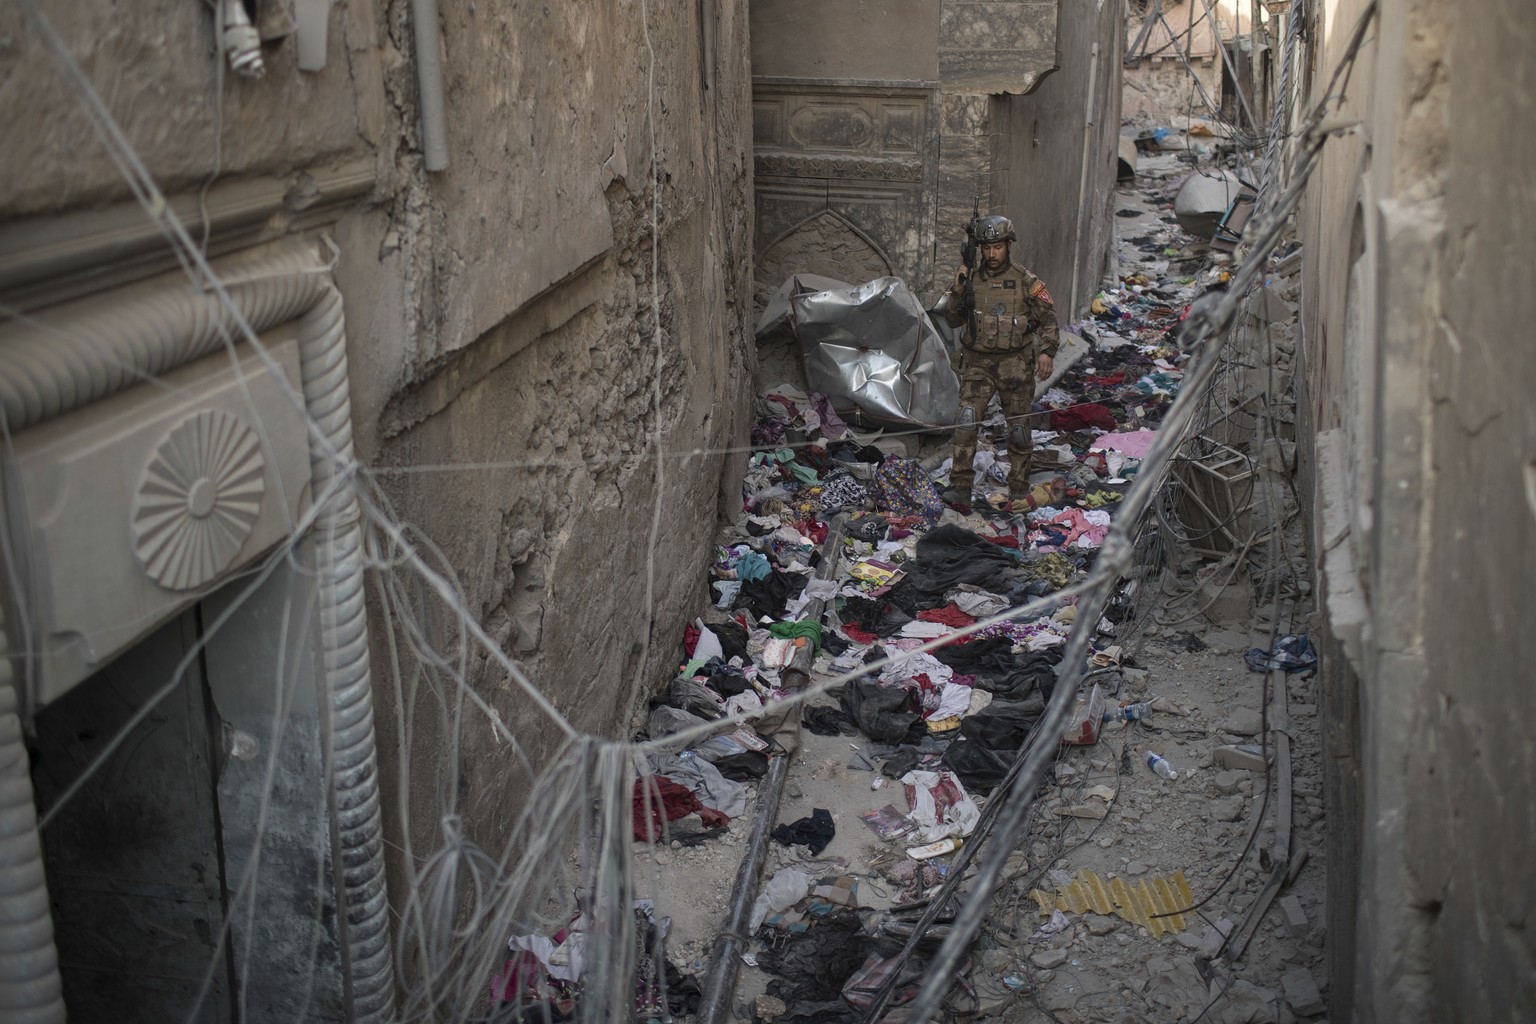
[132,409,267,591]
[754,153,924,182]
[789,103,875,151]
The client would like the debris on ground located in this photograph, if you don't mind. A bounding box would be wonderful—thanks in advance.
[495,149,1327,1024]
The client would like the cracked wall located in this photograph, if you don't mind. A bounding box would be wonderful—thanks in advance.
[349,0,757,881]
[1,0,756,1008]
[1298,0,1536,1019]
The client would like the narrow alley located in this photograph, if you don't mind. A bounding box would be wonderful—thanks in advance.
[614,147,1323,1024]
[1,2,1532,1024]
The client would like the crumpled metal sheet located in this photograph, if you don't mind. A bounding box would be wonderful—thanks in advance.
[755,274,959,429]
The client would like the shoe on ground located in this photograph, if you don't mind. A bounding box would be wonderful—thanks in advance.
[940,487,971,507]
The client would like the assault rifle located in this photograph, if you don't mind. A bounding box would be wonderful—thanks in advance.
[957,195,981,339]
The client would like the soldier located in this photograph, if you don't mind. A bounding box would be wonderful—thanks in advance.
[940,214,1060,509]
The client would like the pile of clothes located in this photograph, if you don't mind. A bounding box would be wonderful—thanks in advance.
[496,236,1207,1023]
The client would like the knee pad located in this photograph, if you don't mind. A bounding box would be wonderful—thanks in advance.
[1010,423,1031,448]
[958,406,977,426]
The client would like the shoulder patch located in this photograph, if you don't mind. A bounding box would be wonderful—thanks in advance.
[1031,281,1053,303]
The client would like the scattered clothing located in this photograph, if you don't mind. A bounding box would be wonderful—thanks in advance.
[772,808,836,855]
[870,457,945,522]
[1245,633,1317,672]
[632,775,729,842]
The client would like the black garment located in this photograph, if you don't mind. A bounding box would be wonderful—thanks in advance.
[840,595,911,638]
[879,747,921,779]
[711,751,770,780]
[772,808,836,855]
[846,516,888,543]
[942,696,1044,793]
[802,704,858,737]
[759,910,869,1005]
[700,659,752,697]
[820,630,851,657]
[840,680,923,745]
[737,568,808,621]
[932,639,1063,701]
[664,962,703,1016]
[885,525,1025,615]
[711,620,751,663]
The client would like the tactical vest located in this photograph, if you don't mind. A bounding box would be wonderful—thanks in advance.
[967,262,1038,354]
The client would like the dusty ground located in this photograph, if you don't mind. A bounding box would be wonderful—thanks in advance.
[630,153,1327,1024]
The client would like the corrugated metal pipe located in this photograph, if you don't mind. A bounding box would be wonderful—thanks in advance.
[296,284,397,1021]
[0,648,64,1024]
[0,245,397,1021]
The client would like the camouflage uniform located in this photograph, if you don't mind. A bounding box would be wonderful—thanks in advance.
[945,260,1061,497]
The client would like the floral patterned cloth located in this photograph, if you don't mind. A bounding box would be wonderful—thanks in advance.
[870,457,944,523]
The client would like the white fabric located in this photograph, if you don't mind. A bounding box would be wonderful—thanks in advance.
[878,650,953,687]
[932,680,973,719]
[693,619,724,663]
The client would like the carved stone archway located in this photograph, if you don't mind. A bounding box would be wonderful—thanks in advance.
[755,208,895,308]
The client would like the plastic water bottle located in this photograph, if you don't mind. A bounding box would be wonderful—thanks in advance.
[1104,702,1151,723]
[1146,752,1178,779]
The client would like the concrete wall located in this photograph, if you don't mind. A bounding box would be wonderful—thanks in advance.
[1123,57,1221,120]
[1,0,755,1011]
[1298,0,1536,1020]
[996,0,1124,316]
[750,0,940,80]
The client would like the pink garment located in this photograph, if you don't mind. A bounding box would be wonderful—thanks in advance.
[1090,428,1157,459]
[1049,508,1109,548]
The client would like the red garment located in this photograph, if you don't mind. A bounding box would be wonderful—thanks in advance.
[682,625,700,658]
[917,603,976,628]
[1084,371,1127,386]
[885,516,925,529]
[633,776,725,841]
[982,533,1020,549]
[796,519,829,544]
[1050,403,1119,432]
[840,623,880,645]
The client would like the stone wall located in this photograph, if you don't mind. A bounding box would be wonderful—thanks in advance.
[994,0,1124,316]
[1297,0,1536,1019]
[748,2,1121,321]
[0,0,755,1010]
[1123,57,1221,120]
[748,1,1061,311]
[352,0,757,868]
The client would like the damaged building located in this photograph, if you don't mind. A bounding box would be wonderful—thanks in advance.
[0,0,753,1017]
[750,0,1122,317]
[0,0,1532,1023]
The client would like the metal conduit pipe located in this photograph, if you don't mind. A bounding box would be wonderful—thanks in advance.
[1068,39,1101,318]
[0,639,64,1024]
[0,246,396,1020]
[0,253,327,432]
[697,516,847,1024]
[409,0,450,172]
[296,282,397,1021]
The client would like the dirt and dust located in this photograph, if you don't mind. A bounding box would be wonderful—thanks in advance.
[621,152,1326,1024]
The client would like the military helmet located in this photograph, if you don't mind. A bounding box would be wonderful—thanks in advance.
[975,215,1016,244]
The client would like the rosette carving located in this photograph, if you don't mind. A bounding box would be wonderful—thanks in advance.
[132,409,267,590]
